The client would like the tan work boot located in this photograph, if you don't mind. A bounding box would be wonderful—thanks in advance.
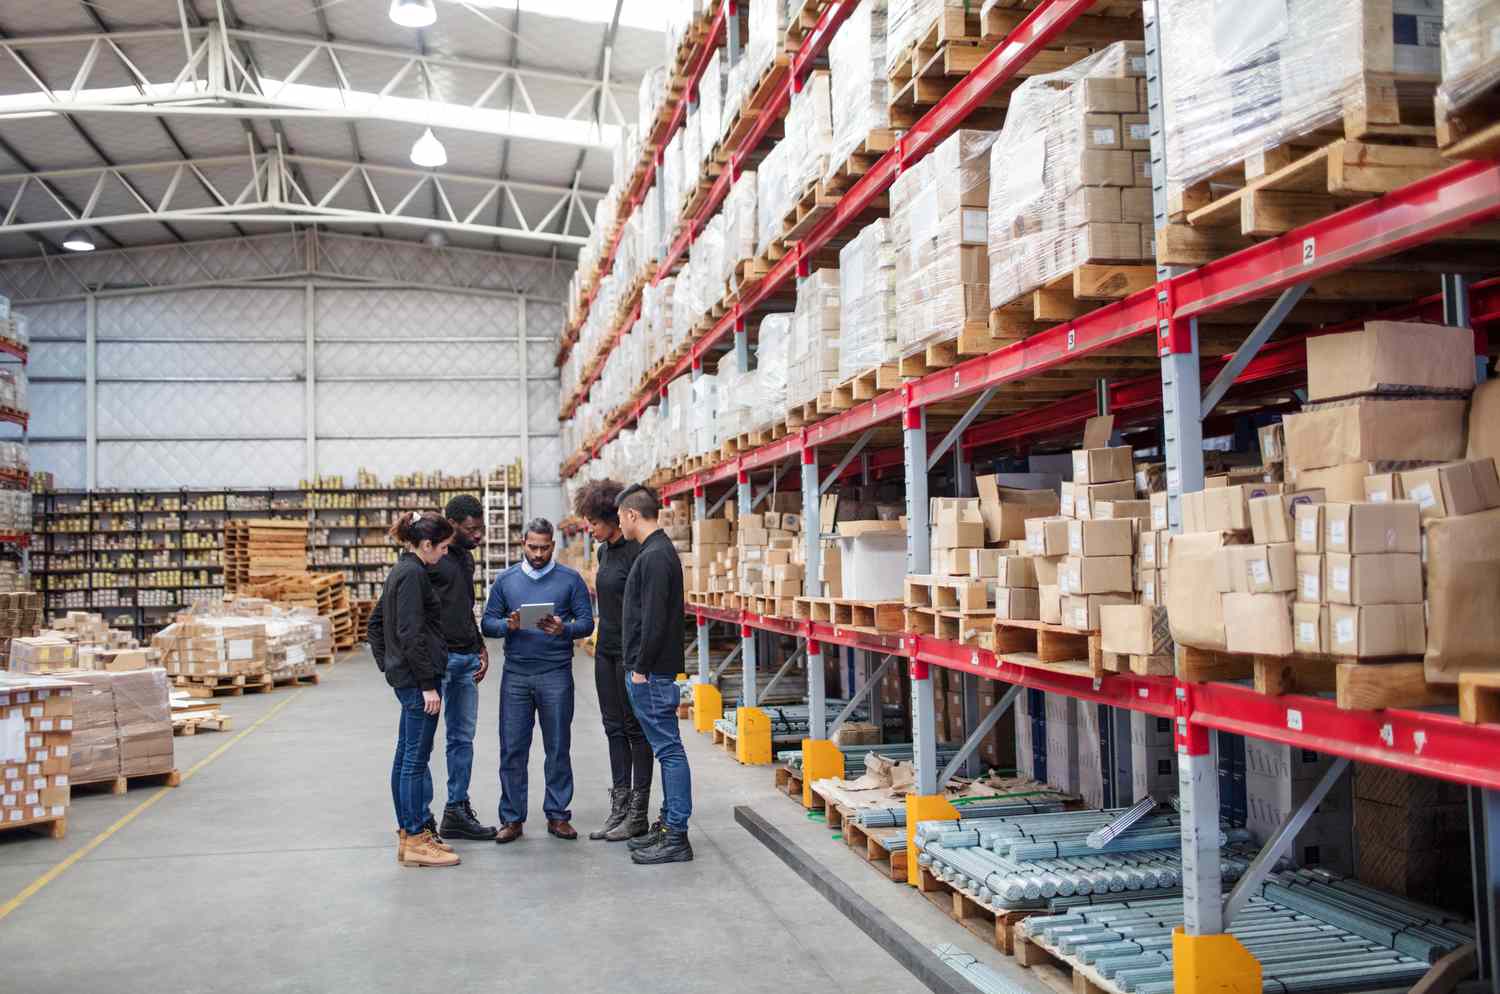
[402,830,461,868]
[396,830,407,864]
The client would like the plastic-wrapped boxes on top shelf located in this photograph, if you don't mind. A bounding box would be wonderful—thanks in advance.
[688,211,726,328]
[755,136,789,257]
[664,376,694,466]
[639,65,667,137]
[643,275,678,368]
[753,314,791,434]
[838,218,899,382]
[716,355,752,441]
[787,269,842,412]
[0,311,27,353]
[662,127,685,237]
[1437,0,1500,144]
[783,70,834,205]
[682,104,703,208]
[639,185,661,274]
[0,441,26,472]
[0,367,29,413]
[665,0,701,68]
[746,0,789,96]
[700,47,727,162]
[722,171,758,293]
[892,128,997,359]
[1158,0,1443,194]
[829,0,892,182]
[885,0,960,76]
[987,42,1154,313]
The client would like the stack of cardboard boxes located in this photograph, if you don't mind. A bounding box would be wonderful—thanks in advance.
[0,673,72,833]
[1246,740,1353,875]
[153,616,270,682]
[1354,764,1473,913]
[736,503,805,609]
[63,668,173,787]
[0,590,43,667]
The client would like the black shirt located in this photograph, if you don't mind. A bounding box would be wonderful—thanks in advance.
[594,534,640,657]
[622,529,685,676]
[428,540,483,654]
[368,552,448,691]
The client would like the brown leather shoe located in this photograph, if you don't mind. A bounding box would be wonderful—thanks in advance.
[494,822,524,844]
[547,819,578,840]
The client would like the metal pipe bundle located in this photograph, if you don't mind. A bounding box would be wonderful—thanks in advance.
[714,700,892,740]
[853,796,1067,829]
[1017,871,1473,994]
[776,739,948,776]
[931,944,1030,994]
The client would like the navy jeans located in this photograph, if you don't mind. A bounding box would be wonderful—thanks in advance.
[497,665,575,824]
[391,685,440,834]
[441,652,481,805]
[627,673,692,831]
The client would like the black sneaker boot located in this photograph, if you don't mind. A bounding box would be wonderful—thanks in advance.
[604,787,651,842]
[589,788,630,841]
[441,800,498,841]
[631,827,693,865]
[626,818,667,852]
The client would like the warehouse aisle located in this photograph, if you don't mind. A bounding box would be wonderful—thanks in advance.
[0,648,1043,994]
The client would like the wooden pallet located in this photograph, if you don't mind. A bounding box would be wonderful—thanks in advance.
[1460,671,1500,724]
[271,671,320,688]
[886,9,1006,122]
[1175,646,1459,712]
[1439,85,1500,161]
[0,813,67,839]
[781,0,833,52]
[784,397,830,429]
[172,673,273,698]
[173,712,232,736]
[717,52,791,166]
[773,764,805,800]
[1100,649,1173,676]
[822,129,900,196]
[922,864,1042,955]
[905,575,989,611]
[798,598,904,631]
[896,318,1020,378]
[1016,929,1123,994]
[74,767,182,796]
[822,363,902,411]
[993,619,1099,667]
[990,263,1157,331]
[845,821,909,883]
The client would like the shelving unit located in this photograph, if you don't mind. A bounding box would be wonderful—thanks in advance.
[482,468,525,589]
[554,1,1500,985]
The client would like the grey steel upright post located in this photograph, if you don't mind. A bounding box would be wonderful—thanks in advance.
[802,444,825,739]
[903,395,937,795]
[738,466,756,707]
[694,483,710,683]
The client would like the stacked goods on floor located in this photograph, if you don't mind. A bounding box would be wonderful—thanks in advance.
[0,673,72,837]
[0,590,43,668]
[1436,0,1500,157]
[58,667,174,788]
[987,43,1154,325]
[243,519,309,587]
[244,572,353,653]
[153,613,271,691]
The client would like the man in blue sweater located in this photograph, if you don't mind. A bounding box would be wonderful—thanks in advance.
[481,517,594,842]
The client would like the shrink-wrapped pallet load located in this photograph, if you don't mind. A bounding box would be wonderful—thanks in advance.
[828,0,892,180]
[838,219,900,382]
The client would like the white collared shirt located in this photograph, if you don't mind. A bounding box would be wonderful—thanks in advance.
[520,556,556,581]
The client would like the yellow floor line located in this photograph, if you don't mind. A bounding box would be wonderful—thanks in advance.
[0,688,306,922]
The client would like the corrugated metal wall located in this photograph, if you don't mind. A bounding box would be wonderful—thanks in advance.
[6,234,566,524]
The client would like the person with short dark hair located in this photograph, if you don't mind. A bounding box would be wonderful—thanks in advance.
[573,479,652,841]
[481,516,593,843]
[369,510,461,868]
[616,484,693,865]
[426,493,496,841]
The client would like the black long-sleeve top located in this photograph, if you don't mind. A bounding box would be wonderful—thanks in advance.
[368,552,448,691]
[428,540,484,654]
[593,534,640,657]
[621,529,684,676]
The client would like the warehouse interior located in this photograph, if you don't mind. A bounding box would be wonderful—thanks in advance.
[3,2,1500,993]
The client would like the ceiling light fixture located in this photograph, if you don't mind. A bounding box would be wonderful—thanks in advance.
[410,128,448,168]
[388,0,437,28]
[424,230,448,249]
[61,228,96,252]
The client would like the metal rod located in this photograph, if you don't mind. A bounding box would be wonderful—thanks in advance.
[1200,282,1308,416]
[939,683,1020,787]
[830,653,898,736]
[928,386,996,471]
[820,428,875,493]
[760,644,806,701]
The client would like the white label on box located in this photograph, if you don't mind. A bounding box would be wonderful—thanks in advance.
[0,714,24,764]
[1061,492,1076,516]
[1300,574,1319,600]
[908,186,938,267]
[1328,520,1346,547]
[6,810,19,822]
[228,639,254,661]
[53,746,67,758]
[1299,516,1316,543]
[36,719,52,732]
[1298,621,1316,645]
[25,762,37,775]
[1248,559,1269,586]
[1143,580,1155,601]
[1129,123,1150,141]
[58,719,71,731]
[55,775,67,787]
[286,645,306,665]
[27,705,40,718]
[1335,617,1356,645]
[1027,535,1043,554]
[960,207,987,244]
[1331,565,1350,594]
[23,792,37,805]
[16,693,29,703]
[1152,507,1166,530]
[1409,482,1436,510]
[1130,55,1148,73]
[1091,127,1117,147]
[1069,532,1082,554]
[1286,708,1303,732]
[29,777,42,789]
[1072,607,1089,629]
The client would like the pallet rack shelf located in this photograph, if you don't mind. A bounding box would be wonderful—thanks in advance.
[554,1,1500,985]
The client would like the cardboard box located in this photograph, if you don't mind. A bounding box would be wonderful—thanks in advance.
[1399,458,1500,521]
[1325,553,1424,606]
[1259,424,1285,465]
[1305,321,1476,402]
[1138,568,1162,605]
[1425,507,1500,683]
[1469,377,1500,465]
[1224,592,1294,656]
[1074,481,1136,519]
[1150,491,1169,530]
[1324,502,1421,555]
[1038,584,1062,625]
[994,587,1041,621]
[994,556,1036,588]
[1283,398,1468,472]
[1250,491,1325,545]
[1167,531,1235,650]
[1025,517,1071,557]
[1100,603,1172,657]
[1363,473,1403,503]
[1073,446,1133,484]
[1061,593,1135,632]
[1033,554,1062,587]
[931,519,986,549]
[1294,603,1328,653]
[1061,555,1134,595]
[976,477,1059,541]
[1329,603,1426,658]
[1294,503,1324,553]
[1066,519,1134,557]
[1296,554,1324,604]
[833,524,907,600]
[1217,543,1296,594]
[1137,529,1160,569]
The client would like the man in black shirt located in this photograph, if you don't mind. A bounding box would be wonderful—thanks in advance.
[430,494,498,841]
[617,484,692,865]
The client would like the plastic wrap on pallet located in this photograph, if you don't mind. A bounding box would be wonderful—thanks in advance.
[838,218,900,381]
[756,138,789,256]
[688,212,726,325]
[672,263,698,350]
[747,0,790,95]
[752,313,793,431]
[784,70,835,204]
[1159,0,1443,192]
[829,0,891,182]
[723,49,750,140]
[987,43,1154,311]
[681,104,703,207]
[666,375,694,464]
[615,209,641,292]
[1437,0,1500,118]
[717,358,753,439]
[665,0,700,67]
[639,64,667,135]
[892,128,997,358]
[723,170,759,292]
[640,184,662,267]
[663,127,685,236]
[787,269,842,410]
[700,47,727,162]
[692,371,721,455]
[886,0,959,76]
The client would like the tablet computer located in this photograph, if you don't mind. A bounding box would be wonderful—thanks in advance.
[518,602,555,629]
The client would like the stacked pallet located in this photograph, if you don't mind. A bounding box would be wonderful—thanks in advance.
[243,573,355,653]
[352,598,375,644]
[62,667,175,791]
[223,519,308,593]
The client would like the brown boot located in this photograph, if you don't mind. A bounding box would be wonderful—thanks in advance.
[396,830,407,864]
[402,830,461,868]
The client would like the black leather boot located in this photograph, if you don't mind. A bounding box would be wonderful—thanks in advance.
[626,818,667,851]
[631,827,693,865]
[589,788,630,840]
[441,800,498,841]
[604,787,651,842]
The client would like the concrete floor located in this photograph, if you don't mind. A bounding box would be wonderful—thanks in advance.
[0,646,1050,994]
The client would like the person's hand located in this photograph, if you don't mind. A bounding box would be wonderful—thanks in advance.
[507,610,520,630]
[475,647,489,684]
[629,671,648,684]
[539,615,564,636]
[422,689,441,716]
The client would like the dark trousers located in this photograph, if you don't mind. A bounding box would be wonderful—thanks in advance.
[595,650,653,791]
[497,665,575,824]
[391,685,440,834]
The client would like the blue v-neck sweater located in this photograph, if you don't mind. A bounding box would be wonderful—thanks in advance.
[480,563,594,675]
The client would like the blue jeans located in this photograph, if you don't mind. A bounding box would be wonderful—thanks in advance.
[391,685,440,834]
[627,673,692,831]
[441,652,481,805]
[498,665,575,824]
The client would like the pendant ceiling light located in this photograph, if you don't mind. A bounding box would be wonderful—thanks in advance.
[61,228,96,252]
[388,0,437,28]
[409,128,447,168]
